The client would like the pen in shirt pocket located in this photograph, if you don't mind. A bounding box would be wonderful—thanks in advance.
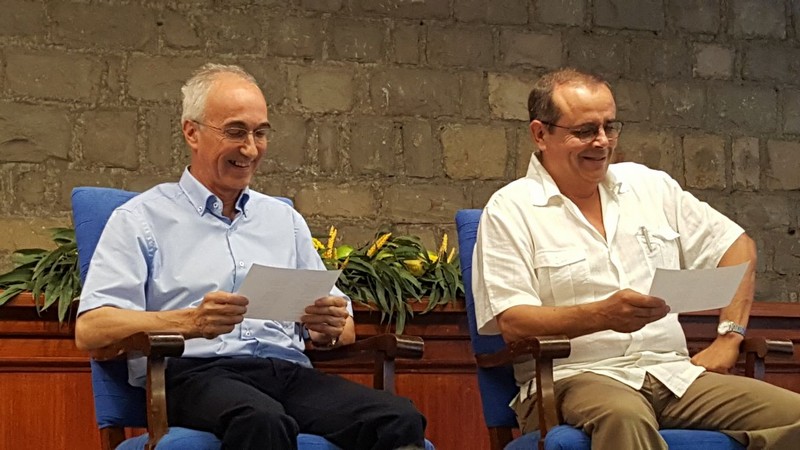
[639,226,655,252]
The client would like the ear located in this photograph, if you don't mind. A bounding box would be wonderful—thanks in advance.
[530,120,548,153]
[182,120,200,151]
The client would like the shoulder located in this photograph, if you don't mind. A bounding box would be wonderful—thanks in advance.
[609,162,680,191]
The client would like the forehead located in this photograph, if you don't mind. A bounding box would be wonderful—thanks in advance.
[204,73,268,123]
[552,82,616,124]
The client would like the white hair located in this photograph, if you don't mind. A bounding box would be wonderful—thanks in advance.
[180,63,258,122]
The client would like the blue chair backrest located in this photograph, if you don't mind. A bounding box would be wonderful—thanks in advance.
[71,186,293,429]
[455,209,519,429]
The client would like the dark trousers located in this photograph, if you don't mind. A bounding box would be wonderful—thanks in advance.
[165,357,427,450]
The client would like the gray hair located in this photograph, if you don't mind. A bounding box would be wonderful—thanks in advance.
[527,68,611,124]
[180,63,258,122]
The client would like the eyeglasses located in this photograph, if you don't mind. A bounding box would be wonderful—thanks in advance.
[540,120,624,143]
[193,120,273,145]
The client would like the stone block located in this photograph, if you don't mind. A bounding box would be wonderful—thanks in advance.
[295,183,377,218]
[454,0,529,25]
[301,0,343,11]
[370,68,460,116]
[268,16,320,58]
[392,23,421,64]
[743,44,800,85]
[14,169,46,210]
[58,171,123,210]
[650,82,706,127]
[682,134,726,190]
[782,89,800,134]
[535,0,585,26]
[51,2,156,50]
[351,0,450,19]
[0,102,71,163]
[515,127,535,179]
[669,0,720,33]
[472,181,512,209]
[6,51,103,101]
[0,0,45,37]
[594,0,664,31]
[771,233,800,276]
[348,117,399,175]
[616,125,683,181]
[427,27,494,68]
[202,10,264,54]
[488,73,536,121]
[402,119,440,178]
[614,80,651,122]
[736,194,793,231]
[732,137,759,191]
[565,34,626,78]
[126,175,177,194]
[629,39,691,80]
[383,184,469,223]
[316,121,343,174]
[262,115,309,173]
[162,9,203,49]
[240,61,288,108]
[500,31,562,69]
[146,108,177,169]
[707,84,777,132]
[129,56,206,101]
[80,110,140,170]
[292,66,355,112]
[331,19,386,62]
[0,217,71,253]
[441,123,507,179]
[460,72,488,119]
[693,43,734,80]
[732,0,786,39]
[766,140,800,190]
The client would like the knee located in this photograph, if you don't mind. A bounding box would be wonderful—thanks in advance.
[582,399,657,430]
[226,404,299,437]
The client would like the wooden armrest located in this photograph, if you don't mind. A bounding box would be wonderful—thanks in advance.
[475,335,571,448]
[89,331,185,361]
[740,337,794,358]
[306,334,424,362]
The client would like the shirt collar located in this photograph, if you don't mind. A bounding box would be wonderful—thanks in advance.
[524,153,626,206]
[179,167,251,217]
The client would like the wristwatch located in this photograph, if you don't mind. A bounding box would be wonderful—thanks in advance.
[717,320,746,337]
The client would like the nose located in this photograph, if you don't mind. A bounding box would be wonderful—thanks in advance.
[592,127,610,147]
[239,134,261,158]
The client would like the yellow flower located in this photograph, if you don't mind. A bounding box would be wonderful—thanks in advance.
[403,259,425,277]
[447,247,457,264]
[312,238,325,251]
[367,232,392,257]
[323,226,337,259]
[437,233,448,260]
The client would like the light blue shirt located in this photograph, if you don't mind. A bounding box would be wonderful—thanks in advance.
[78,168,350,386]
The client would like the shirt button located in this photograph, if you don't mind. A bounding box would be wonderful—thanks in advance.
[197,207,202,212]
[213,202,219,208]
[244,330,252,337]
[239,261,245,267]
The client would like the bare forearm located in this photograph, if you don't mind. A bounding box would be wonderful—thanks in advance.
[75,306,195,351]
[717,233,756,328]
[497,303,607,342]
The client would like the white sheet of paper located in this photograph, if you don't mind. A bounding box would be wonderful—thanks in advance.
[648,262,749,313]
[237,264,342,322]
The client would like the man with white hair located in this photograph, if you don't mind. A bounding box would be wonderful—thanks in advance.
[75,63,427,450]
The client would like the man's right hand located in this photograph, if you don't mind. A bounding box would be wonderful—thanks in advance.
[189,291,248,339]
[597,289,670,333]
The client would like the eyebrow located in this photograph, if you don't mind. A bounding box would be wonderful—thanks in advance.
[224,120,272,129]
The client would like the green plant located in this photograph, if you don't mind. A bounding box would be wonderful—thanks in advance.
[314,227,464,334]
[0,228,81,323]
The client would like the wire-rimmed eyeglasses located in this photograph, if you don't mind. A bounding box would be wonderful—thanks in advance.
[540,120,624,143]
[193,120,273,145]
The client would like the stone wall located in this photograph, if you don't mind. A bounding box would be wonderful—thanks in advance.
[0,0,798,301]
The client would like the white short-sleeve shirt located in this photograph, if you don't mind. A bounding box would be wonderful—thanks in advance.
[473,156,745,400]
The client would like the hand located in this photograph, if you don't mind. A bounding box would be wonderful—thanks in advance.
[597,289,670,333]
[691,334,742,373]
[189,291,248,339]
[301,296,349,343]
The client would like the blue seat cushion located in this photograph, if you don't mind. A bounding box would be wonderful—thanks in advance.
[504,425,745,450]
[115,428,436,450]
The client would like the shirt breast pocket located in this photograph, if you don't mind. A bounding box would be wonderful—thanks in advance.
[636,226,681,271]
[533,248,590,306]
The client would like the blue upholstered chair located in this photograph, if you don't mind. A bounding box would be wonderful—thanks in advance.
[455,208,791,450]
[72,186,435,450]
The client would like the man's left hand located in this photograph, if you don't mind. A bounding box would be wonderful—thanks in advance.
[691,334,742,373]
[301,296,349,343]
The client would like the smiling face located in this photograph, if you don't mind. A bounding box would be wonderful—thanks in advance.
[531,82,618,197]
[182,72,269,206]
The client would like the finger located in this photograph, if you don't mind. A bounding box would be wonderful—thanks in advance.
[300,314,347,328]
[304,304,350,318]
[314,296,347,308]
[303,321,342,336]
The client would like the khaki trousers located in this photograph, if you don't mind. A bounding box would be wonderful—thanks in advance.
[514,371,800,450]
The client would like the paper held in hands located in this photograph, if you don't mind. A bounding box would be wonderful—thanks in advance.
[648,262,749,314]
[237,264,342,322]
